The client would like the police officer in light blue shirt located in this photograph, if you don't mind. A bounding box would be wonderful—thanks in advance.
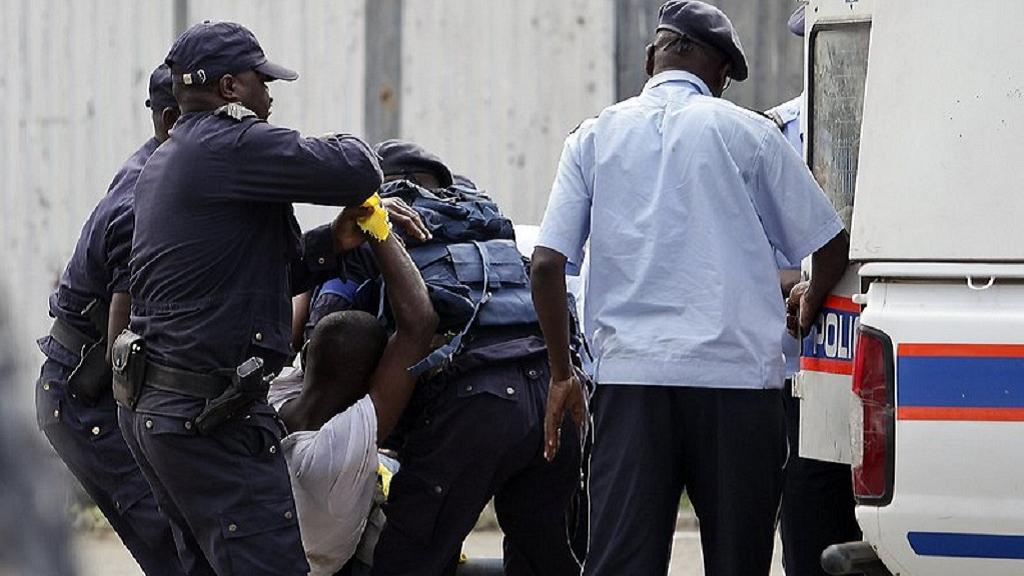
[530,2,850,575]
[768,6,862,576]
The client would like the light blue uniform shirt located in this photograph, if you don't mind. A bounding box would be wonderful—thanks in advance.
[768,94,806,378]
[537,72,842,389]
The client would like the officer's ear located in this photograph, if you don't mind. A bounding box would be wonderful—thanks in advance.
[161,107,181,133]
[645,43,655,77]
[217,73,241,102]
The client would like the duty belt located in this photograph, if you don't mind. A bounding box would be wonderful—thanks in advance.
[49,318,96,355]
[143,360,230,400]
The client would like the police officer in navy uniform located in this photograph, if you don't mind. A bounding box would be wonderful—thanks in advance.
[769,6,862,575]
[345,141,584,576]
[35,64,184,576]
[117,22,430,576]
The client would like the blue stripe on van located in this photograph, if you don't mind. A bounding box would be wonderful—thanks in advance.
[908,532,1024,560]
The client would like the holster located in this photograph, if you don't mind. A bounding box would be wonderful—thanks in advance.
[111,330,147,410]
[194,357,266,435]
[67,340,113,405]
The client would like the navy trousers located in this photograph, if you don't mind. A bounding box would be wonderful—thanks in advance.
[373,349,583,576]
[780,380,861,575]
[36,357,184,576]
[119,387,309,576]
[584,384,786,576]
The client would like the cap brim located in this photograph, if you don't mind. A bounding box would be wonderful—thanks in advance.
[788,5,806,37]
[254,60,298,82]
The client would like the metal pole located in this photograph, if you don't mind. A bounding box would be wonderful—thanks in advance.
[173,0,189,37]
[364,0,403,144]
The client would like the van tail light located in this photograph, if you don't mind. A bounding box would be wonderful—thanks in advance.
[850,325,895,505]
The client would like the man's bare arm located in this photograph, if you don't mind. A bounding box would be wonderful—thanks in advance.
[367,235,437,443]
[531,246,587,461]
[106,292,131,363]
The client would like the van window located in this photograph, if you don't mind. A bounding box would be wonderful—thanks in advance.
[808,22,871,231]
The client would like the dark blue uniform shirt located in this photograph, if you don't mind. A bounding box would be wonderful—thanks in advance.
[41,138,160,362]
[129,110,382,376]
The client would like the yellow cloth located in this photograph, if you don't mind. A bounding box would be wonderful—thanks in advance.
[377,462,394,498]
[358,194,391,241]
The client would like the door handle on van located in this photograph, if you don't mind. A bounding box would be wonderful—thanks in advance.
[966,275,996,290]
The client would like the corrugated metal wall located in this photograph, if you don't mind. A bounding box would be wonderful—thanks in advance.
[3,0,799,406]
[1,1,176,400]
[401,0,616,224]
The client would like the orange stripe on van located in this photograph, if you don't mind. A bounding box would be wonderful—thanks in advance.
[898,343,1024,358]
[898,406,1024,422]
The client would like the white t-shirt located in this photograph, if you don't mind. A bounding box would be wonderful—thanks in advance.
[269,373,379,576]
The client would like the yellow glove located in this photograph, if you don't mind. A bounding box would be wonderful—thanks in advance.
[358,194,391,241]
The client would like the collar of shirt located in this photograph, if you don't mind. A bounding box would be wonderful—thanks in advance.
[642,70,712,97]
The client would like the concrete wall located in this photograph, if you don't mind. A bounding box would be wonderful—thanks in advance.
[3,0,800,401]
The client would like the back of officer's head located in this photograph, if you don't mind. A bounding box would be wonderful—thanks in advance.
[647,1,748,97]
[304,311,388,403]
[145,64,180,142]
[375,140,454,189]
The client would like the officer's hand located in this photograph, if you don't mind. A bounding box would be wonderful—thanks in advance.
[786,278,811,336]
[380,197,431,243]
[543,372,587,462]
[331,206,372,253]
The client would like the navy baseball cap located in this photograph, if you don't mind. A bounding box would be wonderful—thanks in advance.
[657,0,748,81]
[788,5,806,37]
[374,140,454,188]
[166,21,298,86]
[145,64,176,111]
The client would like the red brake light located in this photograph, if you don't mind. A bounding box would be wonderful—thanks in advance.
[851,326,894,505]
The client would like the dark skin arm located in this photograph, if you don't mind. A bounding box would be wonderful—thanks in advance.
[106,292,131,363]
[531,246,587,461]
[787,230,851,336]
[367,235,438,443]
[779,269,801,299]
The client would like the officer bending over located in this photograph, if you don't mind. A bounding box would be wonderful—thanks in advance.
[118,22,424,576]
[365,142,584,576]
[35,64,184,576]
[268,227,437,576]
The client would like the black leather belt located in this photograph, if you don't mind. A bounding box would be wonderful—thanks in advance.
[49,318,95,355]
[143,360,230,400]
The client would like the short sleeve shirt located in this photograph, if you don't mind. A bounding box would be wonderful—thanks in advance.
[536,72,843,389]
[269,373,379,576]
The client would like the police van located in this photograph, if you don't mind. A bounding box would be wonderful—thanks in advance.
[795,0,1024,574]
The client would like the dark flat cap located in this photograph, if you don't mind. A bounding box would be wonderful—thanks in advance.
[657,0,748,81]
[145,64,176,111]
[788,5,806,37]
[374,140,454,188]
[166,21,298,86]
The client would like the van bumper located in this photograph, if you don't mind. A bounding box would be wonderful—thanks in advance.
[822,541,894,576]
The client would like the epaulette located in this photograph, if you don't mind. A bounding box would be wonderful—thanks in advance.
[568,115,598,136]
[213,102,257,121]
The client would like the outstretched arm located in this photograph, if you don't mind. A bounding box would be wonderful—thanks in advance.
[367,235,438,443]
